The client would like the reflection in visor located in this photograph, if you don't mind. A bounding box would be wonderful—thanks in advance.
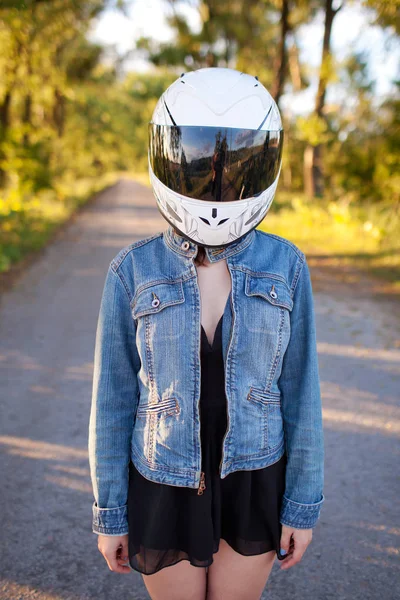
[148,124,283,202]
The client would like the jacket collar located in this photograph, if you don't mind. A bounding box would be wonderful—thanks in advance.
[163,224,255,263]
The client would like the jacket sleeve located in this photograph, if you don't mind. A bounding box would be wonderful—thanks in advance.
[278,256,325,529]
[88,264,140,536]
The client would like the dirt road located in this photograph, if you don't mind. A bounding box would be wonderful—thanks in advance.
[0,179,399,600]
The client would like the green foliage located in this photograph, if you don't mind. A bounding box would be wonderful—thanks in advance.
[0,172,120,272]
[258,191,400,286]
[0,68,170,271]
[296,113,332,146]
[362,0,400,33]
[0,1,172,271]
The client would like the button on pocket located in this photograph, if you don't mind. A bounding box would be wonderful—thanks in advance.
[245,273,293,311]
[131,280,186,344]
[244,273,293,337]
[151,293,160,308]
[132,280,185,319]
[269,285,278,299]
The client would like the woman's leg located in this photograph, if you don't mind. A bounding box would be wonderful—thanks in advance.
[141,560,207,600]
[207,539,276,600]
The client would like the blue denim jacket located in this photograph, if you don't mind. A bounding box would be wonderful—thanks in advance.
[88,224,325,536]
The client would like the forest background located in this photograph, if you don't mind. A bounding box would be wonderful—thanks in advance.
[0,0,399,285]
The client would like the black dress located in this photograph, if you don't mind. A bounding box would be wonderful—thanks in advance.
[127,314,287,575]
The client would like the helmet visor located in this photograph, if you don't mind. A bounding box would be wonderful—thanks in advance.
[148,124,283,202]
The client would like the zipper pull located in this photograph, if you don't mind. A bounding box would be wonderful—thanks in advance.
[197,471,206,495]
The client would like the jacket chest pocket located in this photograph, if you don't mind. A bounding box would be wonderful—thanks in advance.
[131,280,186,342]
[244,273,293,334]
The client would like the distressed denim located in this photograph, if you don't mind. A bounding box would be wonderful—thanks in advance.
[88,224,325,535]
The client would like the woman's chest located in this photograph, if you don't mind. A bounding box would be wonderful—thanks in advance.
[196,258,231,345]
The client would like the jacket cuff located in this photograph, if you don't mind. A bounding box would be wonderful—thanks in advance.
[92,502,128,536]
[279,493,325,529]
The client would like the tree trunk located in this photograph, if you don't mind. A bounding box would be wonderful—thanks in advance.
[53,88,65,138]
[271,0,290,106]
[304,144,324,197]
[0,91,12,135]
[0,90,12,187]
[304,0,341,198]
[22,93,32,147]
[23,49,33,147]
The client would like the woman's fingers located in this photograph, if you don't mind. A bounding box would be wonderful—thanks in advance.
[116,540,130,568]
[279,527,312,570]
[105,553,131,573]
[279,524,292,555]
[98,534,131,573]
[279,540,306,570]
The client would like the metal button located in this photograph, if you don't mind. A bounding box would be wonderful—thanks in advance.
[151,296,160,308]
[181,240,190,251]
[269,285,278,299]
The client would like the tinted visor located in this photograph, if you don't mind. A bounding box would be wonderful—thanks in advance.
[149,124,283,202]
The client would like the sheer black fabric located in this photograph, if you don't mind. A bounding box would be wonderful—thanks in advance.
[127,314,287,575]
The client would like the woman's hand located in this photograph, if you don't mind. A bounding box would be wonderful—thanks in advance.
[97,534,131,573]
[279,524,313,570]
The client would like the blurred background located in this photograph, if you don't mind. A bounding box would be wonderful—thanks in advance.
[0,0,399,284]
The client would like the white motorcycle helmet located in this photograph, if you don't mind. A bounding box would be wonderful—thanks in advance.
[148,67,283,247]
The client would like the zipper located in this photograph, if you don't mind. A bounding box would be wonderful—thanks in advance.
[219,265,234,477]
[192,260,203,491]
[197,471,206,494]
[193,257,232,488]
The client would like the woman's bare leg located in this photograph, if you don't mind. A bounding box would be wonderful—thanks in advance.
[141,559,207,600]
[207,539,276,600]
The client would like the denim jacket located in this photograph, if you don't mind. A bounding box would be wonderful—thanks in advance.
[88,224,325,536]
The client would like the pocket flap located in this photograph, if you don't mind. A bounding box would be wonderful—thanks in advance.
[245,274,293,311]
[132,280,185,319]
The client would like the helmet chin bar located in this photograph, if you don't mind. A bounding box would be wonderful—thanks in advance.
[149,164,279,247]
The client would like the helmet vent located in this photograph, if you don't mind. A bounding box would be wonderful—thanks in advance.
[244,205,263,226]
[257,104,272,130]
[199,216,230,227]
[163,100,177,126]
[165,200,183,222]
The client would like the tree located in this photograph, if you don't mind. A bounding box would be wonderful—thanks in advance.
[302,0,343,198]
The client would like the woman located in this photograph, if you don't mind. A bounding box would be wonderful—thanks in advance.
[88,67,325,600]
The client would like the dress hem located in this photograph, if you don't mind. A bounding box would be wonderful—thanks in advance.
[128,536,280,575]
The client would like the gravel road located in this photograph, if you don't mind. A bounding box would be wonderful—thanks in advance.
[0,178,399,600]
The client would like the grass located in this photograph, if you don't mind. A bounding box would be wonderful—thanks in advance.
[258,192,400,288]
[0,171,122,273]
